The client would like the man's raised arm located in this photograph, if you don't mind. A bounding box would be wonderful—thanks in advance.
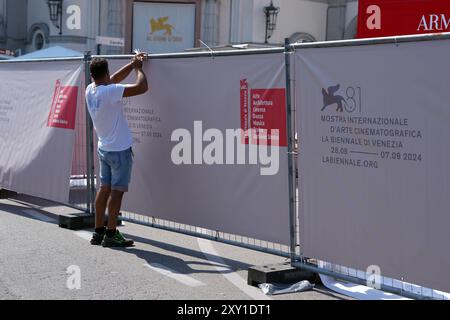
[123,55,148,98]
[110,61,134,84]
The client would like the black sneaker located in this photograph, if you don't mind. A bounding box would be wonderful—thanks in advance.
[101,230,134,247]
[90,230,106,245]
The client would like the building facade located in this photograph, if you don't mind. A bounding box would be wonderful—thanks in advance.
[0,0,28,57]
[209,0,358,45]
[0,0,359,58]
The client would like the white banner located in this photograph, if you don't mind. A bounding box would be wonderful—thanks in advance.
[108,53,290,244]
[296,39,450,293]
[0,61,83,203]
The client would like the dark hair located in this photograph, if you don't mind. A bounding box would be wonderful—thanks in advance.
[90,58,109,80]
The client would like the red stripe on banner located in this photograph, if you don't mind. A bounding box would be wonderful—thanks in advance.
[47,79,61,127]
[240,79,249,144]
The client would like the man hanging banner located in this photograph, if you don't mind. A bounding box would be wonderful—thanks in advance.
[296,38,450,293]
[358,0,450,38]
[108,53,290,244]
[0,61,83,203]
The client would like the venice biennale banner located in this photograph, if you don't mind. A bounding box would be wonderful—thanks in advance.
[108,53,290,244]
[296,39,450,292]
[0,61,83,203]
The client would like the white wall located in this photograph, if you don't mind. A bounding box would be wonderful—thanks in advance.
[230,0,254,43]
[252,0,329,44]
[345,0,358,28]
[217,0,355,45]
[27,0,87,38]
[218,0,231,45]
[27,0,53,36]
[26,0,98,53]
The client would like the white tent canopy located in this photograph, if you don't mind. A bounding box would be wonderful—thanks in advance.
[14,46,84,60]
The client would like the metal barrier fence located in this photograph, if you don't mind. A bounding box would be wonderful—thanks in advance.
[0,56,90,212]
[89,38,450,299]
[288,32,450,300]
[0,49,292,257]
[3,34,450,299]
[89,47,292,259]
[119,211,291,258]
[69,56,90,212]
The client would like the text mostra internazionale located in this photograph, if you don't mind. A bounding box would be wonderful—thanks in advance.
[321,115,422,138]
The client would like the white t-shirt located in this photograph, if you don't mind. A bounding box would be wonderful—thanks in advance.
[85,83,133,152]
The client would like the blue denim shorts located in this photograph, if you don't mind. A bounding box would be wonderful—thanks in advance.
[98,147,133,192]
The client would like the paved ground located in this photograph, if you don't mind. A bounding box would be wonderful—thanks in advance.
[0,194,347,300]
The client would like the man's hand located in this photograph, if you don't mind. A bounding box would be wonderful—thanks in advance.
[131,52,147,70]
[123,52,149,97]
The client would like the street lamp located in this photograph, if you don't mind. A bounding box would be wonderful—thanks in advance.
[47,0,63,35]
[263,1,280,44]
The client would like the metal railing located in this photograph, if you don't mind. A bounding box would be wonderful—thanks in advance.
[0,56,91,213]
[120,211,291,258]
[286,32,450,300]
[3,32,450,299]
[85,47,293,258]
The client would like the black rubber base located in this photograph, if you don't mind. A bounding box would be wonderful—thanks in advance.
[247,262,318,287]
[59,213,95,230]
[0,189,18,199]
[58,213,124,230]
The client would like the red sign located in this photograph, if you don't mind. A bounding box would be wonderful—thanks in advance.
[249,89,287,147]
[47,80,78,130]
[239,79,287,147]
[357,0,450,38]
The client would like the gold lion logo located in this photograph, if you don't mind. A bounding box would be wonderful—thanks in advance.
[150,17,174,36]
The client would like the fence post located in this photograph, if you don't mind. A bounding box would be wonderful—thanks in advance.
[284,38,297,265]
[83,52,95,214]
